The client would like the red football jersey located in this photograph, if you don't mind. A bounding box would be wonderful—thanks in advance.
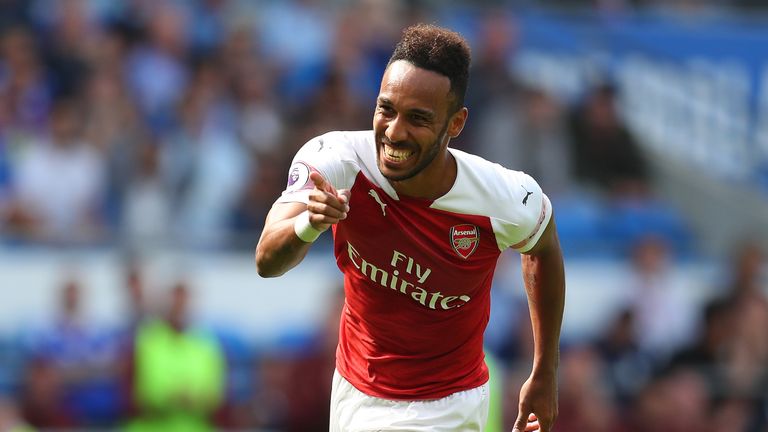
[278,131,551,400]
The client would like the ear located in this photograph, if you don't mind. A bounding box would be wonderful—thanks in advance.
[447,107,468,138]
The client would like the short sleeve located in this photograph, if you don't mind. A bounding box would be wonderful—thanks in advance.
[276,133,351,204]
[491,172,553,253]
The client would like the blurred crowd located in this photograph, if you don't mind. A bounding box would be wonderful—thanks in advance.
[0,263,341,432]
[494,239,768,432]
[0,239,765,431]
[0,0,693,252]
[0,0,765,431]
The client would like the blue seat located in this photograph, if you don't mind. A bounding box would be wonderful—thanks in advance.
[602,199,693,256]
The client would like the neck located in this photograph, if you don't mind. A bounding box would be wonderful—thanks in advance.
[391,149,457,200]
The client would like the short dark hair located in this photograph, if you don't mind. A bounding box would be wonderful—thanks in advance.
[387,23,471,113]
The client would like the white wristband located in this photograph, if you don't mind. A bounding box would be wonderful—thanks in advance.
[293,210,325,243]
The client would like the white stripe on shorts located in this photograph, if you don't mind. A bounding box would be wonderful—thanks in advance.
[329,369,489,432]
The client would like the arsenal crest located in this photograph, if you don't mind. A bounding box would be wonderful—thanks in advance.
[450,224,479,259]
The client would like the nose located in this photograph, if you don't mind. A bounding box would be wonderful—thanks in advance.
[385,115,407,144]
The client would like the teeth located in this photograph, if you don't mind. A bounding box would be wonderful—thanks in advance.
[384,144,414,161]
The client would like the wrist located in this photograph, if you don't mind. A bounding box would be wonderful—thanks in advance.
[532,359,559,377]
[533,350,559,371]
[293,210,326,243]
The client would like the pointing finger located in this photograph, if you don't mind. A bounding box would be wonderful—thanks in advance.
[310,171,335,194]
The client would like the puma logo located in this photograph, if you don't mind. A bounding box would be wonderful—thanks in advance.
[317,138,324,151]
[522,185,533,206]
[368,189,387,216]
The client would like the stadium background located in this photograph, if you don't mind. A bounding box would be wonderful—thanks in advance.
[0,0,767,430]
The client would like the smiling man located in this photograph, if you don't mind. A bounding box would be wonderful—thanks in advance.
[255,24,565,432]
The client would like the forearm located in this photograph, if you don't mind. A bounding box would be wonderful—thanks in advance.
[255,203,314,277]
[255,217,313,277]
[521,237,565,374]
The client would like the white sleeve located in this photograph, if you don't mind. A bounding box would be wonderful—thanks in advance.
[491,172,553,253]
[276,132,355,204]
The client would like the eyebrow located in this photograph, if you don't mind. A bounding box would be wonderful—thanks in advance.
[377,97,393,106]
[377,97,436,120]
[409,108,435,120]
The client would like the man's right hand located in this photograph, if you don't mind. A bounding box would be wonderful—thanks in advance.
[255,171,350,277]
[307,171,350,231]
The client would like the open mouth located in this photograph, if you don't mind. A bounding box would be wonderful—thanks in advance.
[383,143,415,163]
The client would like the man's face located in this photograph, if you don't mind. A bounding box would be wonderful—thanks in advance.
[373,60,455,182]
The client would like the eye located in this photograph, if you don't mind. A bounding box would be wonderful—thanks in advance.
[409,113,434,126]
[377,104,394,117]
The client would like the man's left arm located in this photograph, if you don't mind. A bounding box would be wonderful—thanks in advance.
[513,216,565,432]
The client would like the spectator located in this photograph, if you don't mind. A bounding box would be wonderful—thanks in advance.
[230,58,283,158]
[121,260,150,333]
[257,0,334,103]
[279,286,342,432]
[0,25,51,138]
[82,65,145,226]
[0,1,31,32]
[708,397,755,432]
[594,308,654,407]
[23,277,121,426]
[19,358,76,429]
[622,236,697,359]
[468,12,523,158]
[468,15,574,196]
[230,152,286,248]
[569,83,650,197]
[724,241,767,303]
[667,298,734,397]
[6,98,106,243]
[477,85,573,197]
[125,281,225,432]
[124,2,189,132]
[245,287,343,431]
[554,346,623,432]
[120,137,171,248]
[38,0,98,99]
[330,0,402,105]
[629,368,710,432]
[161,62,248,248]
[719,242,768,401]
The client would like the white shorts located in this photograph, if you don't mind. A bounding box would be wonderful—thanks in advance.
[329,369,490,432]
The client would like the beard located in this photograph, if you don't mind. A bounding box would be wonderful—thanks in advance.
[378,121,449,182]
